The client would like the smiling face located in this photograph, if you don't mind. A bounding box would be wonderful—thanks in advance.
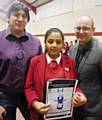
[8,10,28,34]
[45,30,64,59]
[74,16,95,46]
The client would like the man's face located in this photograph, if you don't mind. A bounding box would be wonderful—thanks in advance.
[74,17,95,45]
[8,10,28,33]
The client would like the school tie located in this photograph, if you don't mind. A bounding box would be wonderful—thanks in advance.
[49,60,58,69]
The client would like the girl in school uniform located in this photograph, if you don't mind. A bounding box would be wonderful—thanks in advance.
[25,28,87,120]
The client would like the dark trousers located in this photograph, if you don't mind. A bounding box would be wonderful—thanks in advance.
[0,91,31,120]
[74,107,102,120]
[83,117,102,120]
[74,107,85,120]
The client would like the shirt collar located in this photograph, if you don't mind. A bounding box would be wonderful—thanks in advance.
[5,27,28,42]
[79,38,93,52]
[46,53,61,64]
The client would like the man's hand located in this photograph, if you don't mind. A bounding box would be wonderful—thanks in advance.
[73,92,87,107]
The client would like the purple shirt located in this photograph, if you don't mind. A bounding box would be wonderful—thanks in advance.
[0,28,42,93]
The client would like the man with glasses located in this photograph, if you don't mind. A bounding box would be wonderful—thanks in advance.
[0,2,42,120]
[69,16,102,120]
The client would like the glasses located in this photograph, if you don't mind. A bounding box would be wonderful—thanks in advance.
[74,26,91,32]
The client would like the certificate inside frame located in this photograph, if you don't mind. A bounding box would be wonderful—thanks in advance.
[44,78,78,120]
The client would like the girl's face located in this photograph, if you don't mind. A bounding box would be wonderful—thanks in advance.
[45,32,64,59]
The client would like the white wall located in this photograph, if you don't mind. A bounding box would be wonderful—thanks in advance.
[1,0,102,33]
[0,19,7,30]
[27,0,102,33]
[0,0,102,49]
[26,0,102,49]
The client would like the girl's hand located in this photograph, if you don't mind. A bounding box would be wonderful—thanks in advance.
[32,101,51,115]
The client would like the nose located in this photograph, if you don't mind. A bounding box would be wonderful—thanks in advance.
[79,28,84,33]
[18,15,23,21]
[53,42,57,47]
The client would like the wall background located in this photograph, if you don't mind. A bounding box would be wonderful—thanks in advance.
[0,0,102,50]
[0,1,102,118]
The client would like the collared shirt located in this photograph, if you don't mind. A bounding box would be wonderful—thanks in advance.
[0,28,42,93]
[75,39,93,69]
[46,53,61,64]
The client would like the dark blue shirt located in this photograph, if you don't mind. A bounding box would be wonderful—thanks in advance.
[0,28,42,93]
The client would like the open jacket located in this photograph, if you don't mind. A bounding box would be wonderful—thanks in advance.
[69,38,102,119]
[25,53,83,120]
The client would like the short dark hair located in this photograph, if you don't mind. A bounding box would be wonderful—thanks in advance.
[7,2,30,21]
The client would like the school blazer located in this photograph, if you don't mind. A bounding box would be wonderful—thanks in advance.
[25,53,81,120]
[70,38,102,117]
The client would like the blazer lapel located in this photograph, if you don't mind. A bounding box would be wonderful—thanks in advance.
[78,50,90,73]
[70,45,78,59]
[37,54,46,90]
[61,55,72,78]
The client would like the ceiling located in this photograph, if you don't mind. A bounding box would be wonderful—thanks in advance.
[0,0,53,20]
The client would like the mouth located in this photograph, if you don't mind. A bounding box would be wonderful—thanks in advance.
[78,35,86,40]
[16,24,23,26]
[51,47,59,50]
[16,22,24,26]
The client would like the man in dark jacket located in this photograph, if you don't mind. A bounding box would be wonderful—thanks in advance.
[69,16,102,120]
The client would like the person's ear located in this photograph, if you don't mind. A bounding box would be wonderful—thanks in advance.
[92,27,95,32]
